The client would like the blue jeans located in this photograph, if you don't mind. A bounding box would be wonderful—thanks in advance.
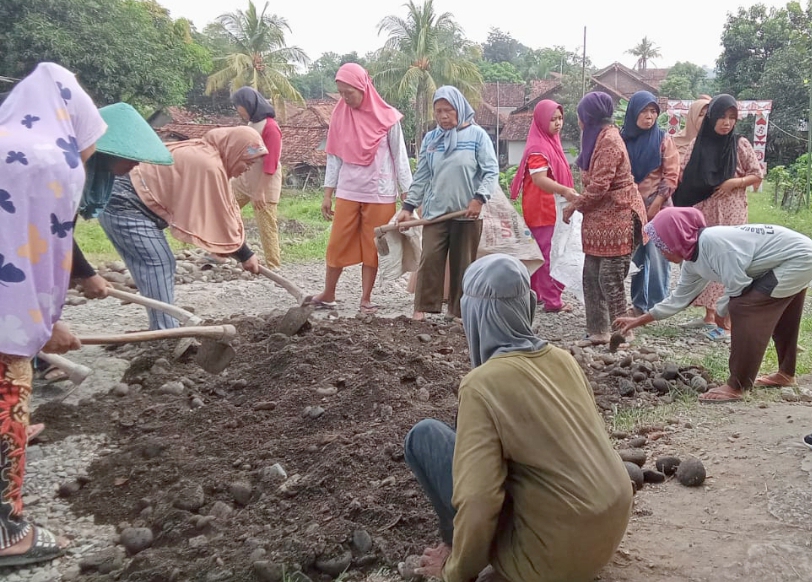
[404,419,456,544]
[99,180,179,330]
[631,240,671,313]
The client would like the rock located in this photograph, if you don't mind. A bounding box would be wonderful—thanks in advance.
[79,547,125,574]
[109,260,127,272]
[230,481,253,506]
[781,387,800,402]
[111,382,129,397]
[611,431,629,440]
[628,436,647,448]
[416,334,432,343]
[255,401,277,411]
[632,371,648,383]
[253,561,284,582]
[618,379,636,397]
[601,354,617,365]
[158,381,185,396]
[189,535,209,548]
[676,457,706,487]
[208,500,234,520]
[690,376,709,393]
[120,527,154,555]
[618,355,633,368]
[304,405,325,419]
[315,550,353,577]
[352,529,373,553]
[259,463,287,482]
[398,555,424,581]
[190,397,205,409]
[619,449,646,467]
[643,469,666,484]
[608,332,625,353]
[624,462,644,491]
[174,484,205,512]
[58,480,82,498]
[655,456,682,476]
[660,363,679,381]
[651,378,670,395]
[250,548,267,562]
[316,386,338,396]
[417,387,430,402]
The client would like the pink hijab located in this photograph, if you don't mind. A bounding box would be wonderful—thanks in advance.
[644,207,707,261]
[510,100,573,200]
[325,63,402,166]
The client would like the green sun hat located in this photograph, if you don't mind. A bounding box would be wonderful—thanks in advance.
[96,102,173,165]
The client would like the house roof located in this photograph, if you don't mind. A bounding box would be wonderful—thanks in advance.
[481,82,526,108]
[474,101,506,129]
[592,61,660,96]
[500,111,533,141]
[155,123,226,141]
[285,98,338,129]
[280,126,327,167]
[639,68,670,89]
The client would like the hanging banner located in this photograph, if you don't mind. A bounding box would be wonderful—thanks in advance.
[666,100,772,174]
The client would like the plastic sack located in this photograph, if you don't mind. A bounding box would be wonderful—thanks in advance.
[377,212,423,282]
[549,194,585,304]
[479,186,544,275]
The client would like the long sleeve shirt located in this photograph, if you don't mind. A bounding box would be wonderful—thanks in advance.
[323,122,412,203]
[443,345,633,582]
[637,135,679,206]
[650,224,812,319]
[404,124,499,220]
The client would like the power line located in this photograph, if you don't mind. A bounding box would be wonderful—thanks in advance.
[767,119,806,142]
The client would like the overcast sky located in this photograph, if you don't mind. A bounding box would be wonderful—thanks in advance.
[160,0,788,71]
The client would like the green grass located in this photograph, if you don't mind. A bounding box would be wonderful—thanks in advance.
[74,189,330,264]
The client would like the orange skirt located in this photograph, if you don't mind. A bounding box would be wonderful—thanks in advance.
[326,198,396,269]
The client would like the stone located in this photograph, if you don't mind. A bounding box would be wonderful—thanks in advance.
[676,457,706,487]
[618,379,636,397]
[398,555,423,581]
[304,405,325,419]
[58,480,82,498]
[315,550,353,577]
[111,383,129,397]
[628,436,647,448]
[352,529,373,553]
[174,484,205,512]
[417,334,432,343]
[189,535,209,548]
[253,561,284,582]
[690,376,709,393]
[632,371,648,383]
[158,381,185,396]
[624,462,644,491]
[255,401,277,411]
[190,397,205,409]
[208,500,234,520]
[781,387,800,402]
[79,547,125,574]
[417,387,430,402]
[230,481,253,506]
[660,363,679,381]
[651,378,670,395]
[655,456,682,476]
[120,527,154,555]
[643,469,666,484]
[619,449,646,467]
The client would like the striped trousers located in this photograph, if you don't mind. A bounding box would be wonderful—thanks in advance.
[99,185,179,330]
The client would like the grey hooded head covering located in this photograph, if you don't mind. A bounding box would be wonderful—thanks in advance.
[425,85,476,155]
[461,254,548,368]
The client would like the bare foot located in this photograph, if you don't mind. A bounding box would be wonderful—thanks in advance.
[27,423,44,442]
[412,311,425,321]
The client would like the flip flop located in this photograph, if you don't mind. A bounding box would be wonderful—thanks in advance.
[304,296,338,310]
[27,423,45,443]
[754,372,797,388]
[360,304,380,314]
[698,386,743,404]
[803,434,812,450]
[704,327,730,342]
[0,526,64,567]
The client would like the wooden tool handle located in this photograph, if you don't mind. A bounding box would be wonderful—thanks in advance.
[375,209,469,235]
[257,266,307,305]
[36,352,92,385]
[79,325,237,345]
[106,288,203,326]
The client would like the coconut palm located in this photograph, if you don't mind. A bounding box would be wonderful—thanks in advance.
[626,37,662,72]
[373,0,482,146]
[205,1,309,116]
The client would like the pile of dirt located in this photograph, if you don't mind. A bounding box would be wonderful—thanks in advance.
[32,313,714,582]
[35,314,470,582]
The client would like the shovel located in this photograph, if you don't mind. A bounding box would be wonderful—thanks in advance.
[374,210,469,256]
[257,266,308,306]
[36,352,92,386]
[105,288,235,374]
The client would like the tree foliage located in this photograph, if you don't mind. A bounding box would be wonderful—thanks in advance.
[290,52,367,100]
[0,0,211,111]
[658,62,714,99]
[205,0,309,115]
[477,61,523,84]
[372,0,482,148]
[482,28,528,65]
[626,36,662,71]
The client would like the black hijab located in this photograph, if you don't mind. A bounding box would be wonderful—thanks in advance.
[231,86,276,123]
[672,94,740,207]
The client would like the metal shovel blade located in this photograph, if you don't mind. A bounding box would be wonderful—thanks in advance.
[195,340,236,374]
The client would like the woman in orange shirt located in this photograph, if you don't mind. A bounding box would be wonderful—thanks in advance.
[510,100,579,312]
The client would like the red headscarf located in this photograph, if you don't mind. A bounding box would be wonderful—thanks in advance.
[510,100,573,200]
[325,63,403,166]
[644,207,707,261]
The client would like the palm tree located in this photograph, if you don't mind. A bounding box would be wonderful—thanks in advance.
[626,37,662,72]
[205,1,309,117]
[373,0,483,146]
